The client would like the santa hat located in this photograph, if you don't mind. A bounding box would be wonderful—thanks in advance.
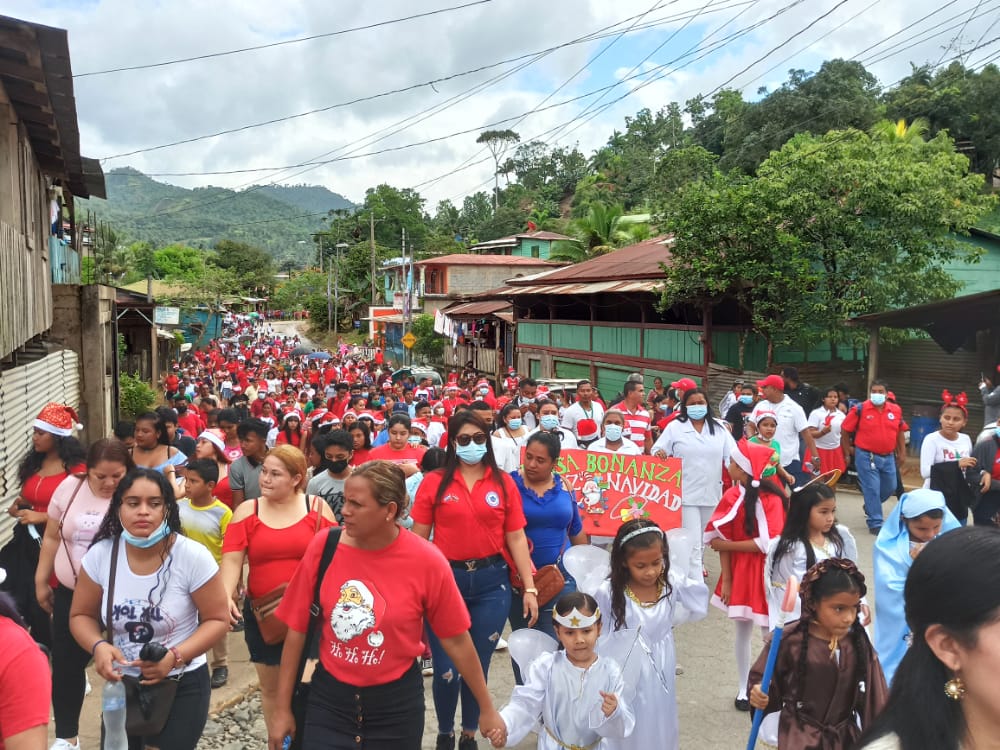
[309,408,328,425]
[410,419,429,435]
[197,429,229,461]
[755,410,778,424]
[282,410,303,425]
[320,413,341,428]
[34,403,83,437]
[576,418,600,443]
[732,439,776,488]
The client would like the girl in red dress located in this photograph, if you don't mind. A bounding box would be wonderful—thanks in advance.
[704,439,787,712]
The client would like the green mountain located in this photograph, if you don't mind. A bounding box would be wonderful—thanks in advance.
[77,167,355,263]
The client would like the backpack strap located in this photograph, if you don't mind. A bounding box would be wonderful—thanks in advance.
[296,529,341,686]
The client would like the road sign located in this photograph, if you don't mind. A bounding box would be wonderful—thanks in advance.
[402,332,416,349]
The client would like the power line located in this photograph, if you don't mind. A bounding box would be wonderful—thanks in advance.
[100,0,754,161]
[861,0,1000,66]
[75,0,494,78]
[938,0,984,64]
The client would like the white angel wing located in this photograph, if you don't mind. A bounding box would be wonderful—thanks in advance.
[507,628,558,677]
[666,527,694,581]
[564,544,611,596]
[597,627,649,705]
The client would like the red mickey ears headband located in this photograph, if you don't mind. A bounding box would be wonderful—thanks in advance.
[941,389,969,416]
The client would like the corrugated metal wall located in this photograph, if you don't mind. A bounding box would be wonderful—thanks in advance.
[0,349,80,549]
[879,339,987,435]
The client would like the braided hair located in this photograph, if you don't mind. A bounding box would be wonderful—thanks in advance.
[792,559,872,717]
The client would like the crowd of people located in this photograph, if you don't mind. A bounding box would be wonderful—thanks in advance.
[3,315,1000,750]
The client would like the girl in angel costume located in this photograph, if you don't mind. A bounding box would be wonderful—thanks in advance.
[488,592,635,749]
[565,518,709,750]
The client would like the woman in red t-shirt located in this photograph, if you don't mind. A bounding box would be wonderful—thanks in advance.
[411,412,537,749]
[4,403,86,650]
[367,414,424,477]
[221,445,336,742]
[271,461,504,750]
[274,412,304,449]
[0,592,51,749]
[348,422,372,467]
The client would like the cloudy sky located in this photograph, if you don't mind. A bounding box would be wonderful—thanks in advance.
[8,0,997,211]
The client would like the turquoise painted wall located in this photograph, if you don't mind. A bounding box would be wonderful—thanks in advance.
[514,238,552,259]
[947,234,1000,295]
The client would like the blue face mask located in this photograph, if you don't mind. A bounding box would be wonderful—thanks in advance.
[994,425,1000,439]
[507,418,523,430]
[739,395,754,405]
[540,415,560,431]
[456,442,487,465]
[121,519,171,549]
[870,393,887,406]
[686,405,708,420]
[604,424,623,442]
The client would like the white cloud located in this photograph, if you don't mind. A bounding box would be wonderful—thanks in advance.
[5,0,993,208]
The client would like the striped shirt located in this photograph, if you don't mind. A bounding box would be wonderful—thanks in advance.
[612,402,652,447]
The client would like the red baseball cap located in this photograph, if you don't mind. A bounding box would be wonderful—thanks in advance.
[670,378,698,391]
[756,374,785,390]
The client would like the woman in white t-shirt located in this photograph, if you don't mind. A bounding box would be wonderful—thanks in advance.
[808,387,847,475]
[492,403,530,472]
[920,398,979,524]
[35,437,134,750]
[70,468,229,750]
[589,408,643,455]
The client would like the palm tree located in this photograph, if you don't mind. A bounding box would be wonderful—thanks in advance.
[870,117,930,143]
[549,202,626,261]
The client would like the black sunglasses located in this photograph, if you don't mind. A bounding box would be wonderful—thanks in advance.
[455,433,488,446]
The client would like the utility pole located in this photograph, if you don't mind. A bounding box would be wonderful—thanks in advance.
[369,211,377,304]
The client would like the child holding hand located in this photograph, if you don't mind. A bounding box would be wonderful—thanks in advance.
[487,593,634,749]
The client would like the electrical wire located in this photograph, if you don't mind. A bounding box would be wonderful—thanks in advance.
[938,0,984,65]
[75,0,494,78]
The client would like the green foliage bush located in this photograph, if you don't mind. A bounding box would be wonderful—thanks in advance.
[119,372,157,418]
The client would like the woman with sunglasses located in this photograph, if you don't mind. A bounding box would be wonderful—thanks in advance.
[411,411,537,750]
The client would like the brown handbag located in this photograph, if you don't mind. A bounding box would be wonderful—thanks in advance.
[250,495,323,645]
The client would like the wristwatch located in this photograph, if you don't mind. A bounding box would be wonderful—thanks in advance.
[524,588,538,595]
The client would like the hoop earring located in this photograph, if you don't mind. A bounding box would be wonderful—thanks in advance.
[944,677,966,701]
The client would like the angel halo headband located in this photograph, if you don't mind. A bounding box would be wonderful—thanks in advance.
[620,526,664,546]
[553,606,601,629]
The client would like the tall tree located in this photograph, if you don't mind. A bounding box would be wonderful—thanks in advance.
[476,129,520,210]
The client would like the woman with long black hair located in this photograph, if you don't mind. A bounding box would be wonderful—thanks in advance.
[2,403,86,649]
[69,468,230,750]
[858,525,1000,750]
[411,411,537,750]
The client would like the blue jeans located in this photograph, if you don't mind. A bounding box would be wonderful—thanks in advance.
[426,561,511,735]
[855,448,897,530]
[786,458,811,488]
[508,563,576,684]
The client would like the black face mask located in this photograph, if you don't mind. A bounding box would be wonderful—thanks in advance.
[323,458,350,474]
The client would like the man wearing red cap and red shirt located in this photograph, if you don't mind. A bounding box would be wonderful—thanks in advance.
[561,379,604,448]
[748,374,818,486]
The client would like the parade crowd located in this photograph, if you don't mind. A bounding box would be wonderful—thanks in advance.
[4,314,1000,750]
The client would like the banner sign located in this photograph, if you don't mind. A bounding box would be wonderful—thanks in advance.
[551,449,683,537]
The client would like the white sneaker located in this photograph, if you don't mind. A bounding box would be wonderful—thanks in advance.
[51,739,80,750]
[85,675,92,695]
[495,637,508,651]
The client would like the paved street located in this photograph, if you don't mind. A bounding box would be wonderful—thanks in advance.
[66,483,885,750]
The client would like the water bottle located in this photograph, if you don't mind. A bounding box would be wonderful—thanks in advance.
[102,679,128,750]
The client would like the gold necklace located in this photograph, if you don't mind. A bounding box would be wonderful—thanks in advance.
[625,582,663,608]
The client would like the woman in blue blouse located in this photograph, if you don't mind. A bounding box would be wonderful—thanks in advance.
[509,432,588,651]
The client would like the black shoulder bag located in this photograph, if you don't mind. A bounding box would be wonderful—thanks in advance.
[289,528,342,750]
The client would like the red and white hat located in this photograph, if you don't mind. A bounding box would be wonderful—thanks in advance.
[576,418,600,443]
[196,429,229,461]
[410,419,429,435]
[732,439,776,488]
[34,403,83,437]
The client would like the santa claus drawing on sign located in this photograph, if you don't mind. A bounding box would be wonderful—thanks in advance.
[331,579,383,646]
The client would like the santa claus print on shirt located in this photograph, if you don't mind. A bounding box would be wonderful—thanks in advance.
[329,579,387,663]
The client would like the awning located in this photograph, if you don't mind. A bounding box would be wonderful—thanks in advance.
[501,279,664,296]
[362,313,407,324]
[155,328,175,340]
[848,289,1000,353]
[443,300,511,318]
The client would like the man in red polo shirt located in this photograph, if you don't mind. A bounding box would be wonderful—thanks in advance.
[841,379,906,535]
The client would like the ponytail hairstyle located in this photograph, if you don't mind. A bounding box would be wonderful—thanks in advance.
[771,483,844,577]
[792,559,870,718]
[859,526,1000,750]
[608,519,671,631]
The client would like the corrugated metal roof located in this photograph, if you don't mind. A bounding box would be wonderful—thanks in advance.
[415,254,560,267]
[443,300,511,317]
[505,279,664,296]
[507,236,673,285]
[469,230,573,250]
